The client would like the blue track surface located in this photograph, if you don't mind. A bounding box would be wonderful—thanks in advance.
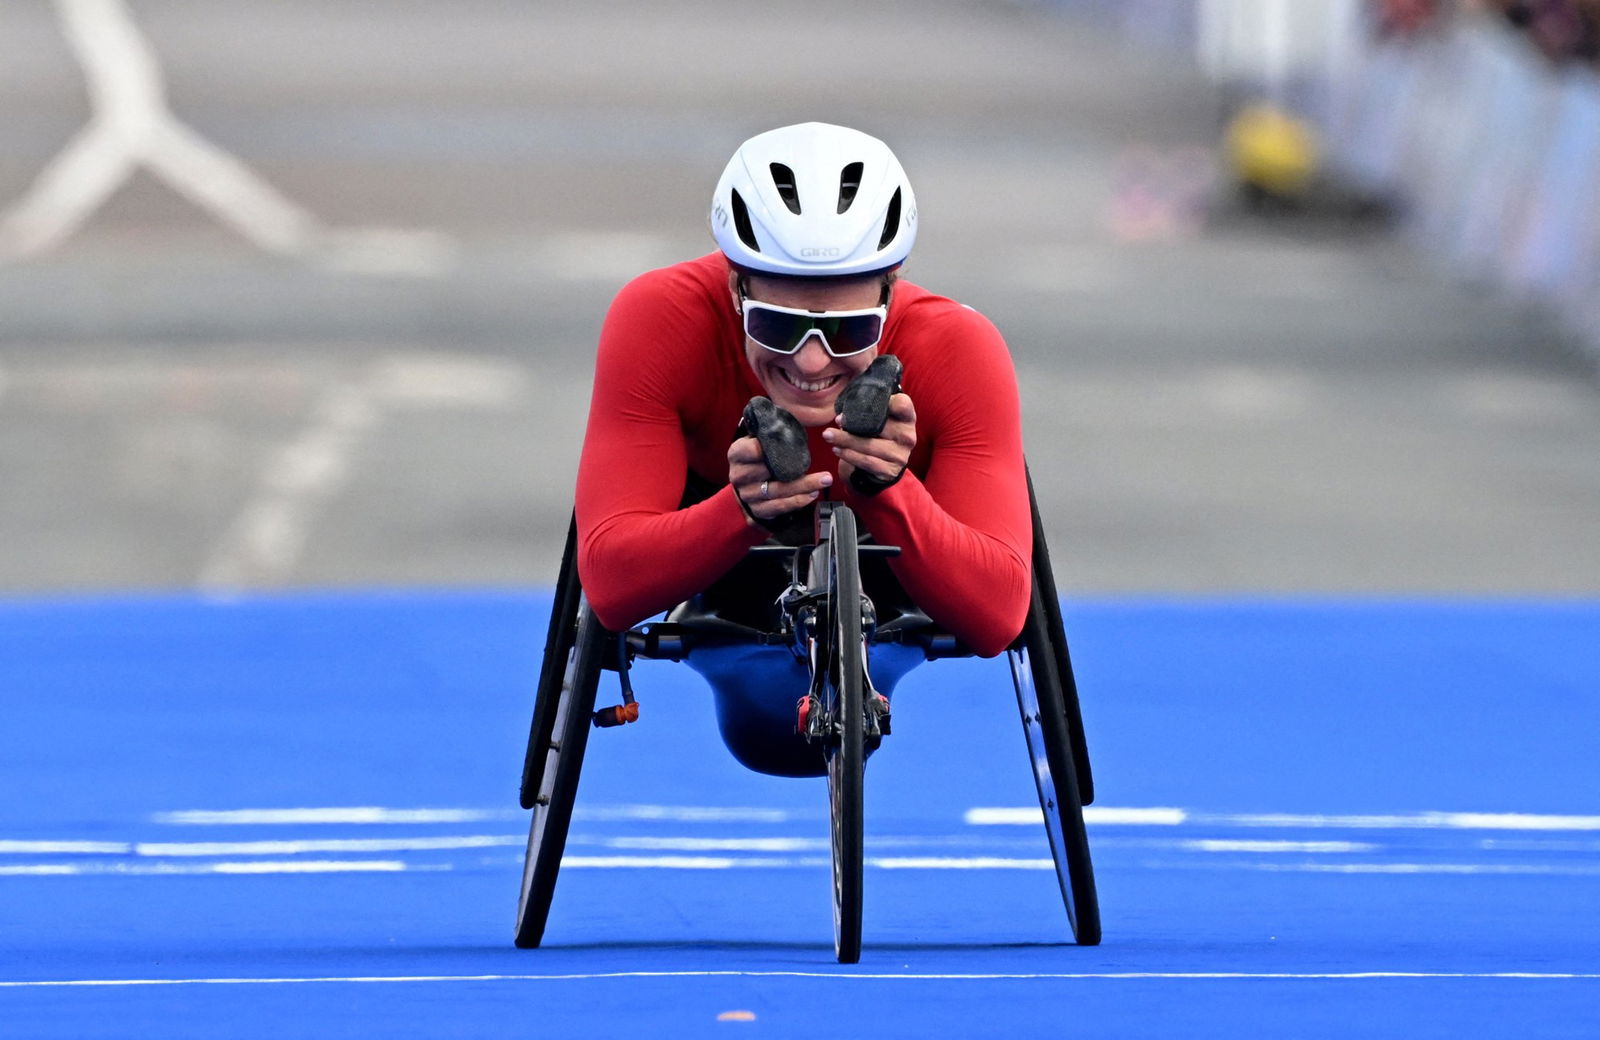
[2,592,1598,1037]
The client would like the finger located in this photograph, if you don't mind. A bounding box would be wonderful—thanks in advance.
[750,489,823,519]
[832,445,903,481]
[823,426,910,465]
[750,470,832,495]
[739,470,833,507]
[886,392,916,424]
[823,423,913,456]
[727,436,764,466]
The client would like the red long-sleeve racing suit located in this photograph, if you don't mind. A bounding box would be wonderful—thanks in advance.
[574,253,1032,657]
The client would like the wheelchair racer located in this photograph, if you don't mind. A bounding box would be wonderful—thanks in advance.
[574,123,1033,772]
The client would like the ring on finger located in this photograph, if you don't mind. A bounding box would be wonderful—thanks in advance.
[760,480,770,499]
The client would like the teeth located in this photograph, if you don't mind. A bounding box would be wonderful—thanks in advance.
[781,370,840,393]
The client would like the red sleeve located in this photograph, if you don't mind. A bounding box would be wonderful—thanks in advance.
[846,305,1032,657]
[574,268,768,631]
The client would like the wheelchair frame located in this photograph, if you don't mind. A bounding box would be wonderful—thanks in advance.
[514,477,1099,960]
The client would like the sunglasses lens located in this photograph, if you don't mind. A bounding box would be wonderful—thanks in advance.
[745,305,883,357]
[745,307,811,354]
[814,314,883,356]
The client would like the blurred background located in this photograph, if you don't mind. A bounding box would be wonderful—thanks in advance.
[2,0,1597,598]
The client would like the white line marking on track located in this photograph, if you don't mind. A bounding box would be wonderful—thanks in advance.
[0,0,456,274]
[151,804,791,826]
[149,804,1600,832]
[968,807,1600,832]
[153,807,508,826]
[209,860,407,875]
[0,841,132,855]
[2,971,1597,988]
[131,836,521,857]
[559,855,745,870]
[573,804,796,824]
[0,860,410,877]
[1181,840,1376,854]
[1187,861,1600,877]
[870,857,1055,870]
[968,807,1188,826]
[592,852,1053,871]
[602,837,826,853]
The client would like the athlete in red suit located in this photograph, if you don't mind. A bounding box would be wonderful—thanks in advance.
[571,123,1033,774]
[576,252,1031,658]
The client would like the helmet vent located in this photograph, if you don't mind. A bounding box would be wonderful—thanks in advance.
[730,189,761,251]
[876,187,902,250]
[769,163,802,215]
[837,162,863,214]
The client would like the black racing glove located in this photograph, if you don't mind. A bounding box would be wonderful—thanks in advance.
[738,396,810,483]
[834,356,905,495]
[834,355,903,436]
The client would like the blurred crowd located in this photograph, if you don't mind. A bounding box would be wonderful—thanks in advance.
[1375,0,1600,66]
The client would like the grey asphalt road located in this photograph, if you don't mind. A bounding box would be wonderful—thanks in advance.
[1,0,1597,596]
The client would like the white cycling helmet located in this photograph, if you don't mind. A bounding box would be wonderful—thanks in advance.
[711,122,917,279]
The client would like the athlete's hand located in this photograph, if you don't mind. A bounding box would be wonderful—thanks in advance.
[728,436,833,525]
[824,392,916,489]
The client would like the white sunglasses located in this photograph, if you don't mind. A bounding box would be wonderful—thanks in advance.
[738,279,891,357]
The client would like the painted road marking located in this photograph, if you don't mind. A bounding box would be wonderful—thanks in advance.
[602,837,826,853]
[198,380,378,590]
[968,807,1600,831]
[1180,840,1376,854]
[4,803,1585,881]
[0,860,410,877]
[152,804,789,825]
[0,0,455,274]
[153,808,507,826]
[133,836,522,857]
[196,354,527,591]
[0,841,132,854]
[1182,861,1600,876]
[2,971,1597,988]
[573,805,795,823]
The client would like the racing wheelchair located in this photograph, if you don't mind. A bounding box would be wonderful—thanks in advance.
[514,472,1099,963]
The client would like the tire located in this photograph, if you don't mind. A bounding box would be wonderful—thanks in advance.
[514,596,606,949]
[1025,469,1093,804]
[520,515,583,810]
[1009,573,1101,946]
[822,507,866,964]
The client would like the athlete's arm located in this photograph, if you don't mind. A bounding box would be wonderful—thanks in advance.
[574,271,770,631]
[840,308,1032,657]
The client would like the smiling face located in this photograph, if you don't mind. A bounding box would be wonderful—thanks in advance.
[734,272,886,428]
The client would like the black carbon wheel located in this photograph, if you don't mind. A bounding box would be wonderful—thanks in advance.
[519,515,583,811]
[820,506,866,964]
[514,596,606,949]
[1009,571,1101,946]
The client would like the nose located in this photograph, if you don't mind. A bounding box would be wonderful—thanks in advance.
[791,333,833,374]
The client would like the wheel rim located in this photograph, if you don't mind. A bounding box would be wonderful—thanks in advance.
[1007,588,1100,946]
[515,600,603,948]
[823,508,865,963]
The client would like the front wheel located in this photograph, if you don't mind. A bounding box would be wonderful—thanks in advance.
[820,506,866,964]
